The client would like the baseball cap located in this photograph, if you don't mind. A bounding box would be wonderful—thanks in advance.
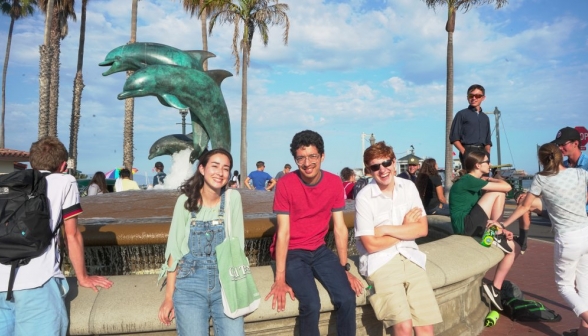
[551,127,580,145]
[407,157,419,165]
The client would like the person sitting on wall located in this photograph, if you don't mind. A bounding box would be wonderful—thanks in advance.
[415,158,450,216]
[115,168,140,192]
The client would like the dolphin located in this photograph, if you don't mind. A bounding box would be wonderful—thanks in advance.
[118,64,231,153]
[99,42,215,76]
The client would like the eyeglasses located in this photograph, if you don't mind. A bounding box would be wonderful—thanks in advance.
[468,94,484,99]
[478,160,490,165]
[558,141,571,148]
[369,159,393,172]
[204,231,215,256]
[295,154,321,165]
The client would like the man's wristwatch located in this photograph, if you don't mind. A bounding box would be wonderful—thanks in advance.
[342,263,351,271]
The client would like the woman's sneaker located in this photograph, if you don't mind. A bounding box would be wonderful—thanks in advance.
[514,235,528,254]
[483,283,504,311]
[493,234,513,254]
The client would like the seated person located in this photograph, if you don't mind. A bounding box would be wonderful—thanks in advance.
[449,150,515,311]
[115,168,140,192]
[415,158,449,216]
[355,141,442,336]
[340,167,356,200]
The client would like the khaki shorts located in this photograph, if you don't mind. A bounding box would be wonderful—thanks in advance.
[367,255,443,328]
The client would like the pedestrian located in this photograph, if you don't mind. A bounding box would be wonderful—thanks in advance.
[501,143,588,336]
[415,158,449,216]
[88,171,109,196]
[153,161,166,186]
[245,161,275,191]
[340,167,356,200]
[158,148,246,335]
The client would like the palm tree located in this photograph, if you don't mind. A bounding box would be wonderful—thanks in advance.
[38,0,53,138]
[68,0,87,173]
[123,0,138,173]
[204,0,289,184]
[39,0,76,137]
[422,0,507,194]
[1,0,35,148]
[182,0,213,71]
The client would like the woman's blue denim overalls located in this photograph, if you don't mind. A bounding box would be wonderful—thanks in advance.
[173,192,245,335]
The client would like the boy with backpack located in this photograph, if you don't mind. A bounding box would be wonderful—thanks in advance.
[0,137,113,335]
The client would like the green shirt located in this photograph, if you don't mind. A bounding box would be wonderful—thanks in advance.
[158,189,245,282]
[449,174,488,234]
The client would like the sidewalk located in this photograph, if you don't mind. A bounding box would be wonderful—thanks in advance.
[479,238,578,336]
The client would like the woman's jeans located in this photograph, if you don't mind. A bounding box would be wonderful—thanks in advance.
[173,205,244,335]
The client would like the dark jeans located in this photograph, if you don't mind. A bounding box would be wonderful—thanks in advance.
[285,245,356,336]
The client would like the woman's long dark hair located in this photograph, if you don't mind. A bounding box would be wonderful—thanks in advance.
[90,171,108,194]
[415,158,437,199]
[538,143,562,177]
[180,148,233,212]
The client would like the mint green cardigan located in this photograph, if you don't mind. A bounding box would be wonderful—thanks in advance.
[158,189,245,282]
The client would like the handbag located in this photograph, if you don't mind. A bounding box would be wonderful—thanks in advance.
[215,189,261,318]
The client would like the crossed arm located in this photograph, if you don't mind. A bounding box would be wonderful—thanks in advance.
[359,207,428,254]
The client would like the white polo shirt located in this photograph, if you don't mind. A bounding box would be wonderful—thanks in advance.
[354,178,427,277]
[0,172,82,291]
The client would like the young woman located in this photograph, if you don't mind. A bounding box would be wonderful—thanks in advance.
[158,148,245,335]
[449,150,514,311]
[501,143,588,336]
[87,171,108,196]
[415,158,449,216]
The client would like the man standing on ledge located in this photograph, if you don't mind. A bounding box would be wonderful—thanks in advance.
[265,130,363,336]
[245,161,276,191]
[450,84,492,167]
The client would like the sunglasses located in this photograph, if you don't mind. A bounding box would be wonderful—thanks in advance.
[468,94,484,99]
[369,159,393,172]
[478,160,490,164]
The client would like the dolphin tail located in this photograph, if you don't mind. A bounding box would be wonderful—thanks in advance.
[184,50,216,69]
[205,70,233,87]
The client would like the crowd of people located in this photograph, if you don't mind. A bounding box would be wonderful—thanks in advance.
[2,84,587,336]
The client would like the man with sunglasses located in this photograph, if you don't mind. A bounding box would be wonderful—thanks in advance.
[354,141,442,336]
[515,127,588,253]
[265,130,363,336]
[449,84,492,167]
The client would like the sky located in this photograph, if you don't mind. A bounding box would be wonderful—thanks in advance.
[1,0,587,183]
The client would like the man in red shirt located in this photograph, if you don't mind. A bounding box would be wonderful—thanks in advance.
[265,130,363,336]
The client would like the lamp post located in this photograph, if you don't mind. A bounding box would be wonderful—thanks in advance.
[484,107,501,165]
[361,133,376,168]
[178,109,189,135]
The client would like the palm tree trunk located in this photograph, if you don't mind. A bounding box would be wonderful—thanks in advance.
[200,4,208,71]
[48,9,60,137]
[69,0,88,174]
[123,0,138,174]
[444,30,454,196]
[1,16,15,149]
[39,0,55,139]
[239,46,248,188]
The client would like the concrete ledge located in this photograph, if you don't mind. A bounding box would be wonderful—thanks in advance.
[68,234,504,335]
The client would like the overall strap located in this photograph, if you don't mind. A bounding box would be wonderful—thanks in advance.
[218,190,227,219]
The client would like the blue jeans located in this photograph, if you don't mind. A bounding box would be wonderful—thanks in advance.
[172,197,244,336]
[286,245,356,336]
[427,203,450,216]
[0,277,69,336]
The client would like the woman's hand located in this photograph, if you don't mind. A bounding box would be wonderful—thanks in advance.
[158,298,175,325]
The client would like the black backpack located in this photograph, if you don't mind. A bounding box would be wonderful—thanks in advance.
[503,298,562,322]
[0,169,57,301]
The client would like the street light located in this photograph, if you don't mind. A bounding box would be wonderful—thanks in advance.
[361,133,376,169]
[178,109,189,135]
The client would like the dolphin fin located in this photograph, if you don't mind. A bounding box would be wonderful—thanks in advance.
[205,70,233,87]
[160,94,188,110]
[157,96,172,108]
[183,50,216,69]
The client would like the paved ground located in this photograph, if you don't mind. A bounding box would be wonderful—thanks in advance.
[479,202,580,336]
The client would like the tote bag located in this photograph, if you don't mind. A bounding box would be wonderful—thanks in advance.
[215,189,261,318]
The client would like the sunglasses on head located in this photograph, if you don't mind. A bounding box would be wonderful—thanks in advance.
[369,159,393,172]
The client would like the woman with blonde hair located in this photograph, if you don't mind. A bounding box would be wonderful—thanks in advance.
[501,143,588,336]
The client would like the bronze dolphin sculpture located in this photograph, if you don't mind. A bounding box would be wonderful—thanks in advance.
[118,65,231,153]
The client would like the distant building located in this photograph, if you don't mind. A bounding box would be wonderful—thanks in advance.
[0,148,29,174]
